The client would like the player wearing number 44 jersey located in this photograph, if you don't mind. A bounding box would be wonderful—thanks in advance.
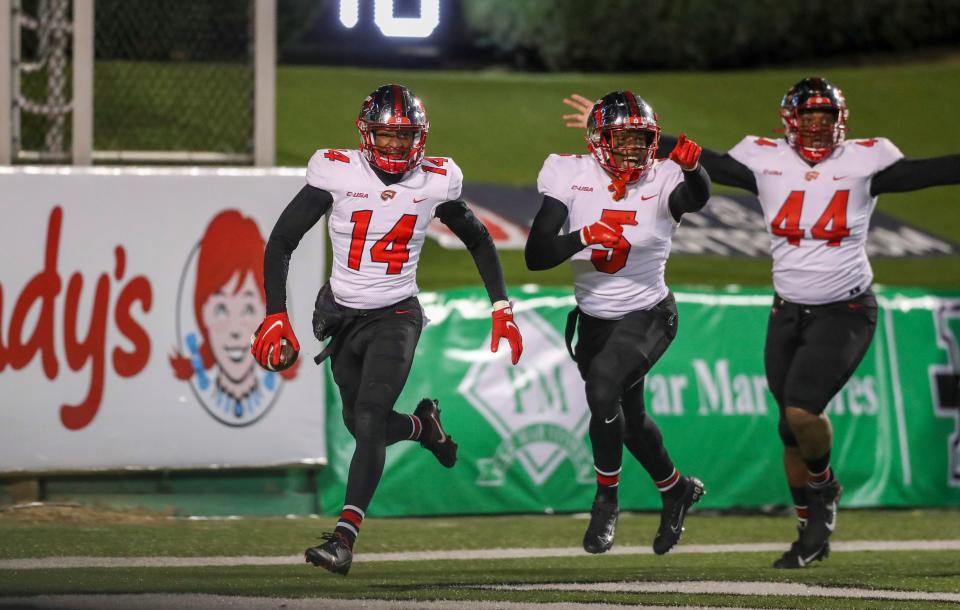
[251,84,523,576]
[528,91,710,557]
[559,76,960,568]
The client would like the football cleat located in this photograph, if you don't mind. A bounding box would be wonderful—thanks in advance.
[305,532,353,576]
[582,500,619,554]
[773,523,831,569]
[653,476,704,555]
[801,479,842,554]
[414,398,458,468]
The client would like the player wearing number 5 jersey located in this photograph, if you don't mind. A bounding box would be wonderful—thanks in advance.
[253,84,523,576]
[559,76,960,568]
[527,91,711,557]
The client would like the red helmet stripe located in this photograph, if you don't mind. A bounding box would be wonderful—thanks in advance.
[392,84,403,124]
[624,91,641,119]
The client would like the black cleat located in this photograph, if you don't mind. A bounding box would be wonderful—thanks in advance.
[583,500,619,554]
[653,476,704,555]
[415,398,458,468]
[305,532,353,576]
[801,479,842,554]
[773,524,831,569]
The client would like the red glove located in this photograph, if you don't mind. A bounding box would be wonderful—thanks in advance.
[668,133,702,171]
[491,303,523,365]
[250,312,300,369]
[581,217,637,247]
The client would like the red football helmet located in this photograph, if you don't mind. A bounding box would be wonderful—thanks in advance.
[586,91,661,184]
[357,84,429,174]
[780,77,849,163]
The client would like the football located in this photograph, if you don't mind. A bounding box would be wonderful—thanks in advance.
[251,330,299,372]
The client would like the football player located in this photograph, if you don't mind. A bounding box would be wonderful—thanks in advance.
[561,77,960,568]
[527,91,710,556]
[253,84,523,576]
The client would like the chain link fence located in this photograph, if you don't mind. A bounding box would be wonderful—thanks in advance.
[13,0,256,163]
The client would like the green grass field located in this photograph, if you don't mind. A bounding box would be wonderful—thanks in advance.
[7,58,958,609]
[1,506,958,608]
[274,58,960,290]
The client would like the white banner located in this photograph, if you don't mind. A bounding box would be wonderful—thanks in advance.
[0,167,327,472]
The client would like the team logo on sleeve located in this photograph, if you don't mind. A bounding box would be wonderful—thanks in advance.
[170,210,297,427]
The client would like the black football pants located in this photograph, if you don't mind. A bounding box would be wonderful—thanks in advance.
[329,296,424,514]
[573,293,679,483]
[765,289,878,446]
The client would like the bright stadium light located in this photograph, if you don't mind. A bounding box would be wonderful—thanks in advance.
[339,0,359,28]
[338,0,441,38]
[374,0,440,38]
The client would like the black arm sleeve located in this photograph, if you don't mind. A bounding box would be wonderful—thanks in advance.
[870,155,960,196]
[668,164,712,222]
[659,134,758,194]
[264,184,333,314]
[524,196,586,271]
[435,200,508,303]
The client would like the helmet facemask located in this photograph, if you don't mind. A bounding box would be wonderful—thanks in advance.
[589,125,660,184]
[358,122,427,174]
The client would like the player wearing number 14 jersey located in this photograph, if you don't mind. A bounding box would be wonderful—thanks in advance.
[527,91,711,557]
[251,84,523,576]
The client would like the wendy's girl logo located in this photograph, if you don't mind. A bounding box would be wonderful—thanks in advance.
[169,210,298,427]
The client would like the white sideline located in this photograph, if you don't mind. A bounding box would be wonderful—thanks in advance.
[0,595,748,610]
[491,581,960,604]
[1,539,958,570]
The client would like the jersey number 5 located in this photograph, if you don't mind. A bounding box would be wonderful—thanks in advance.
[348,211,418,274]
[771,190,851,247]
[591,209,637,274]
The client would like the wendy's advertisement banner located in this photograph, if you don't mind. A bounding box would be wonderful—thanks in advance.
[0,167,327,472]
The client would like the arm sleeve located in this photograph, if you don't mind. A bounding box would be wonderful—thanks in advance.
[264,184,333,314]
[524,196,586,271]
[660,134,758,193]
[668,164,712,222]
[435,200,508,303]
[870,155,960,196]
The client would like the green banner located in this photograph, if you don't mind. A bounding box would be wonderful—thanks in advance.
[319,286,960,516]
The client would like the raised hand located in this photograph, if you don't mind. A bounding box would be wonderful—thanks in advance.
[562,93,594,129]
[668,133,702,171]
[491,302,523,365]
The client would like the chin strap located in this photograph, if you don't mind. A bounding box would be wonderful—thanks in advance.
[607,177,628,201]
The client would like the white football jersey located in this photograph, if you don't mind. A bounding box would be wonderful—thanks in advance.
[728,136,903,304]
[306,149,462,309]
[538,154,685,319]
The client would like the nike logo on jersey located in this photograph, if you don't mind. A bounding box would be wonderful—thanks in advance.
[604,413,620,424]
[832,175,848,181]
[413,197,428,203]
[395,309,411,314]
[856,138,877,147]
[754,137,778,147]
[641,194,657,201]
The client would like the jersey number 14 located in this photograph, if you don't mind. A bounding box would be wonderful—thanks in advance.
[771,190,851,247]
[348,211,418,274]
